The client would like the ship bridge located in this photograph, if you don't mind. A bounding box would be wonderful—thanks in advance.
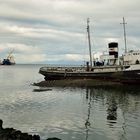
[123,50,140,65]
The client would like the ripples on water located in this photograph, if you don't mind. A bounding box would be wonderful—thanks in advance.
[0,64,140,140]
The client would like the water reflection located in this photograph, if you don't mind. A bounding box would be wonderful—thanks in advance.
[0,64,140,140]
[85,88,92,140]
[83,85,140,140]
[106,95,117,122]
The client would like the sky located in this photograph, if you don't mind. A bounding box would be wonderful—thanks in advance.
[0,0,140,64]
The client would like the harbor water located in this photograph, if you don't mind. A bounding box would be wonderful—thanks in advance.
[0,64,140,140]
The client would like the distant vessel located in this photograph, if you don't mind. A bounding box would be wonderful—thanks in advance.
[1,50,15,65]
[39,18,140,84]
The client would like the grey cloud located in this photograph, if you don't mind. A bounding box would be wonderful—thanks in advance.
[0,0,140,64]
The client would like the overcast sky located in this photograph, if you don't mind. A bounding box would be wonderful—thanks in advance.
[0,0,140,64]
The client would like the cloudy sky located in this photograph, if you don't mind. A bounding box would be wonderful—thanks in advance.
[0,0,140,64]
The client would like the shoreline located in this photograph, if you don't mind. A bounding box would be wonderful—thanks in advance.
[33,79,140,93]
[0,119,61,140]
[33,79,123,87]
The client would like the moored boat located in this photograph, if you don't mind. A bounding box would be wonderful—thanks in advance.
[1,50,15,65]
[39,18,140,84]
[39,64,140,84]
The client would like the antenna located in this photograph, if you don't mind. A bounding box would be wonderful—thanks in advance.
[87,18,92,67]
[120,17,127,53]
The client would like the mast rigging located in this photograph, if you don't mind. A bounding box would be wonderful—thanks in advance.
[120,17,127,53]
[87,18,92,67]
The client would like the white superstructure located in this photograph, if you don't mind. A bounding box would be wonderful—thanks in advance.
[123,50,140,65]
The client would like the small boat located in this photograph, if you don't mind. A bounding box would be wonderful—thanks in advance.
[39,18,140,84]
[1,50,15,65]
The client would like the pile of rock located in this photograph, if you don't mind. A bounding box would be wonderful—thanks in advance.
[0,120,61,140]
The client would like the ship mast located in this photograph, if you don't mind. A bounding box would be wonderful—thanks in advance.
[120,17,127,53]
[87,18,92,67]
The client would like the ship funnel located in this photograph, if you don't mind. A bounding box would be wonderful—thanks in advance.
[108,42,118,58]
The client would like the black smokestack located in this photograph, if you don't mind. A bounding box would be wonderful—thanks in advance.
[108,42,118,58]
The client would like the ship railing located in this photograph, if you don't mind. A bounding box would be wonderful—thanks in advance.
[40,66,86,72]
[40,65,125,72]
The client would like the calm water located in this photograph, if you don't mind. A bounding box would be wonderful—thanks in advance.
[0,64,140,140]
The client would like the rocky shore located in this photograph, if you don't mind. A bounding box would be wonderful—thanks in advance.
[33,79,140,93]
[0,120,61,140]
[33,79,122,87]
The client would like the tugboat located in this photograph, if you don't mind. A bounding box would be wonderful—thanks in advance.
[1,50,15,65]
[39,18,140,84]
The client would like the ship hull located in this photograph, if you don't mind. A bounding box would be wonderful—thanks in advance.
[1,59,15,65]
[39,66,140,84]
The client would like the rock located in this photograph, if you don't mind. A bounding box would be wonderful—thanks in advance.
[33,88,52,92]
[0,119,3,130]
[46,138,61,140]
[0,119,61,140]
[33,135,40,140]
[0,119,40,140]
